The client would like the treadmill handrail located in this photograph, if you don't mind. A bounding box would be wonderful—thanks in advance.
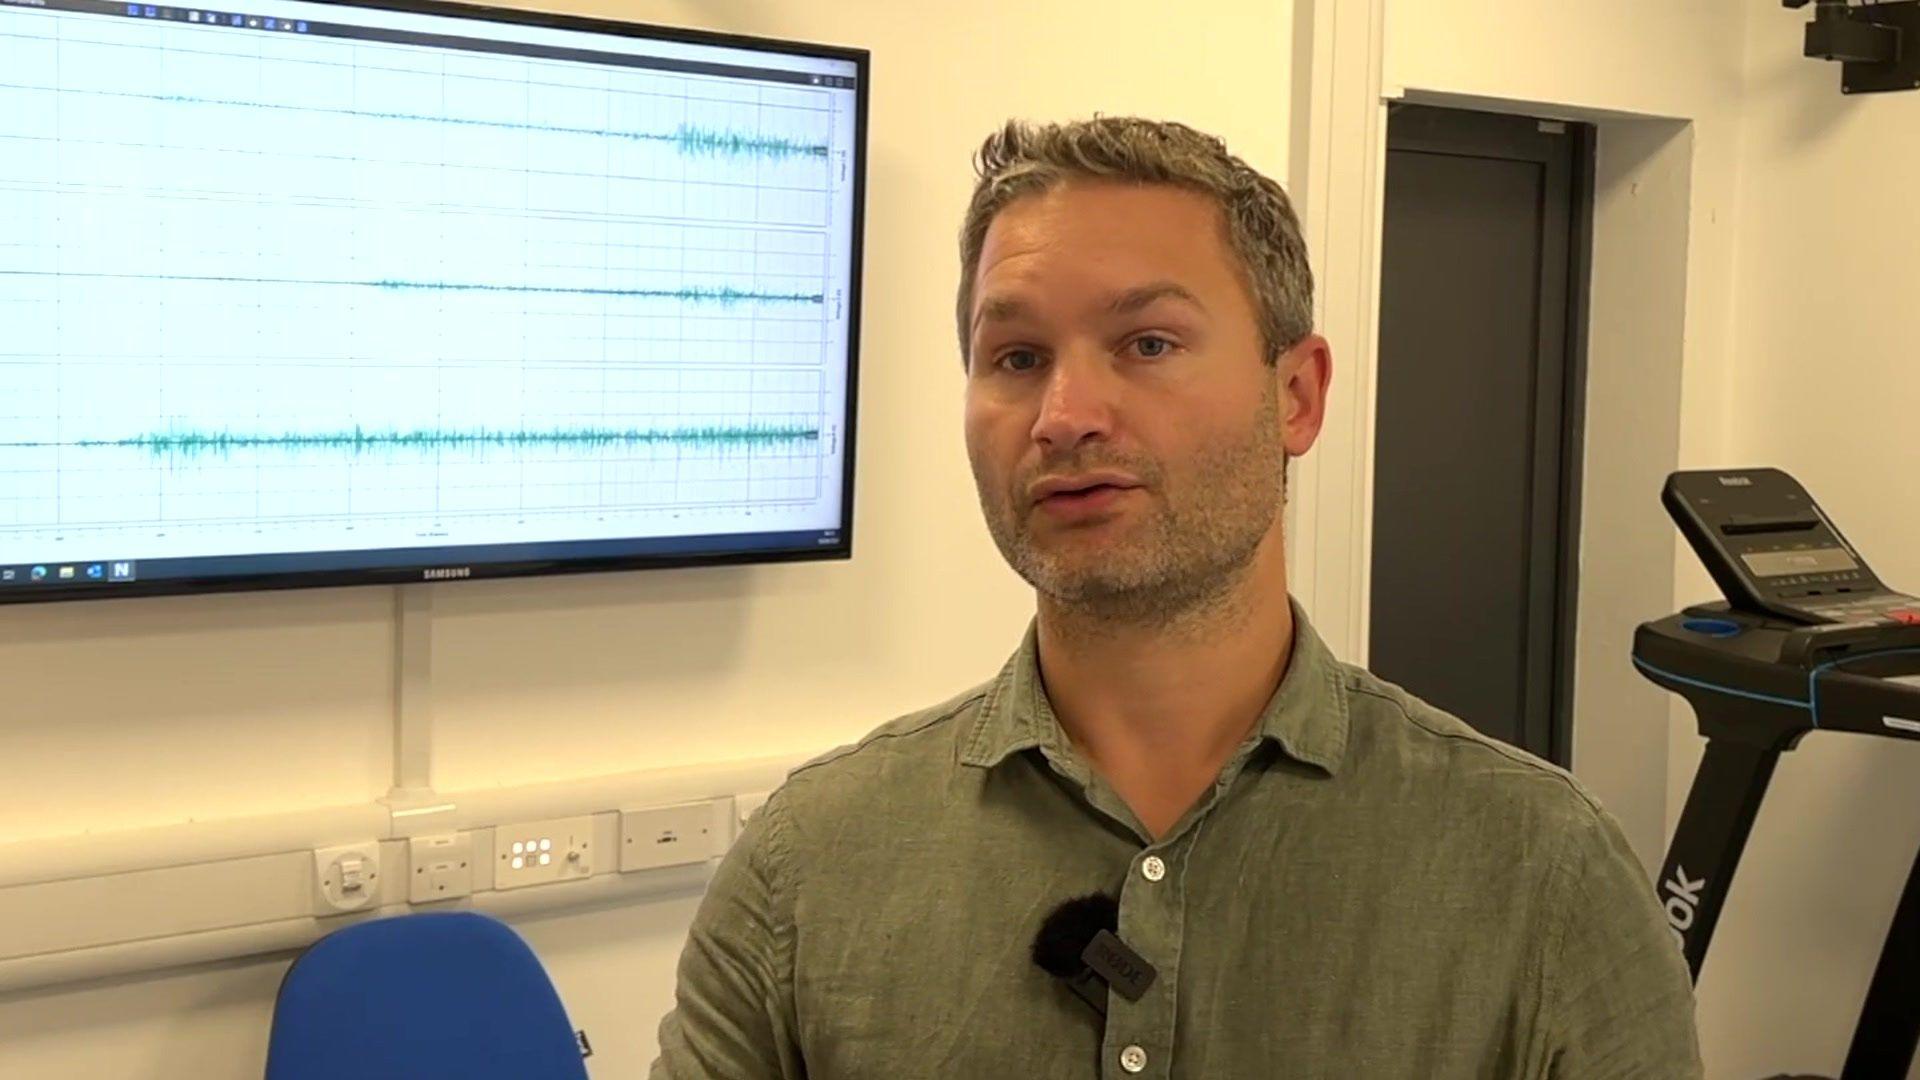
[1783,620,1920,664]
[1811,650,1920,737]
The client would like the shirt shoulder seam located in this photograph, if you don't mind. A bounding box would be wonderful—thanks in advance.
[1344,677,1607,818]
[786,691,989,781]
[752,781,799,1019]
[1535,800,1601,1046]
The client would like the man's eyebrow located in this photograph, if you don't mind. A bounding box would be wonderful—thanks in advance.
[971,295,1030,336]
[970,282,1205,337]
[1107,281,1207,316]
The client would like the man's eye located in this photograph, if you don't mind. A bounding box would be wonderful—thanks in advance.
[999,349,1042,372]
[1130,335,1175,359]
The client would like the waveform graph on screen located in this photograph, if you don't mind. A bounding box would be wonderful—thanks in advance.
[0,359,833,543]
[0,3,854,563]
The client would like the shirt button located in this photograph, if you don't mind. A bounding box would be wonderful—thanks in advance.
[1120,1044,1148,1073]
[1140,855,1166,882]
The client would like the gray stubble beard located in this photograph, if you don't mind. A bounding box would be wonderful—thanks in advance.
[976,391,1288,632]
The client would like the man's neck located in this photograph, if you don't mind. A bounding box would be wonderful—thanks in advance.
[1034,533,1295,837]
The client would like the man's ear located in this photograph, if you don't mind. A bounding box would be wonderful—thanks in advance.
[1278,333,1333,458]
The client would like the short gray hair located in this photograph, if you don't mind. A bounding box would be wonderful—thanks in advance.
[956,116,1314,367]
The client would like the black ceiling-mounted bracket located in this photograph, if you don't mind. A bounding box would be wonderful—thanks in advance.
[1786,0,1920,93]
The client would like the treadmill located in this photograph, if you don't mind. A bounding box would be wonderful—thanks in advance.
[1636,467,1920,1079]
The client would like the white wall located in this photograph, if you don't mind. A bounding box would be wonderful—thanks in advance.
[1679,8,1920,1077]
[0,1,1294,1075]
[1572,114,1696,871]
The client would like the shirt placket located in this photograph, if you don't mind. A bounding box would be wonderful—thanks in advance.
[1100,835,1189,1080]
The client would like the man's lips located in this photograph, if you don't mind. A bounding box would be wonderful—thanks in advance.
[1026,473,1144,520]
[1027,472,1144,504]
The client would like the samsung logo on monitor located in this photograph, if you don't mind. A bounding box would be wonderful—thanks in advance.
[1717,475,1753,487]
[422,567,471,580]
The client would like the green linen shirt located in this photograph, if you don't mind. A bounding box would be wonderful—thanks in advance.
[651,602,1703,1078]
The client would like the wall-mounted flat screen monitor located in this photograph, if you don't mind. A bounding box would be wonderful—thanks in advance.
[0,0,866,603]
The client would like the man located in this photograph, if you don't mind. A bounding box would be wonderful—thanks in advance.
[651,117,1702,1078]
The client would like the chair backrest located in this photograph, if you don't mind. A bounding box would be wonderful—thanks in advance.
[265,911,589,1080]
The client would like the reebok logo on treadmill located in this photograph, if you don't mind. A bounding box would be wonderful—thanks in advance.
[1661,866,1707,953]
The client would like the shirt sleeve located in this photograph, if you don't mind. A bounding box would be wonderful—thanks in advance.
[650,792,806,1080]
[1542,806,1704,1079]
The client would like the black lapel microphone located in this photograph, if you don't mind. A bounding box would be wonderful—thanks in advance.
[1031,893,1158,1016]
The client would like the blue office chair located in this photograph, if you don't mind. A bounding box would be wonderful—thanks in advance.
[265,911,590,1080]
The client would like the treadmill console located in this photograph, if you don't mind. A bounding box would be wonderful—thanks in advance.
[1664,468,1920,626]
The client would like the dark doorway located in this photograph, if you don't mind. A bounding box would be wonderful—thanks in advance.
[1368,104,1594,766]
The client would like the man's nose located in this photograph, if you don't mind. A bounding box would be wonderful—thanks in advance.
[1030,352,1118,452]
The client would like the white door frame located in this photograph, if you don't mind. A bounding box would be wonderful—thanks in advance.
[1285,0,1393,663]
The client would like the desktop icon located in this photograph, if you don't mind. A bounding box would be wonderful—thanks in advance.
[264,17,275,28]
[143,5,156,15]
[1,568,15,583]
[109,561,135,582]
[295,20,306,31]
[188,10,199,20]
[30,566,47,581]
[231,13,242,24]
[57,566,75,580]
[85,564,104,580]
[127,3,139,13]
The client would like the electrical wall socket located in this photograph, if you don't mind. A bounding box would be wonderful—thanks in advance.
[620,800,720,872]
[408,832,474,904]
[493,815,593,891]
[313,842,382,913]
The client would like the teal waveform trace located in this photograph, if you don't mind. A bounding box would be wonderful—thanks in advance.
[0,81,834,161]
[4,423,823,459]
[0,270,825,306]
[367,279,826,306]
[664,123,830,161]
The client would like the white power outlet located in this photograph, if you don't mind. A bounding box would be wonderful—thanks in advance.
[408,832,474,904]
[493,815,594,891]
[620,800,720,872]
[313,842,382,913]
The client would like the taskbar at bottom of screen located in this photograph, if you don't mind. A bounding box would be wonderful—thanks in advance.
[0,527,848,602]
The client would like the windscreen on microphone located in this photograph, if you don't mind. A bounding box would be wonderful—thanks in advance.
[1032,892,1119,977]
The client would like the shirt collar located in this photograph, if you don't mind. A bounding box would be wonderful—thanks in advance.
[959,596,1351,776]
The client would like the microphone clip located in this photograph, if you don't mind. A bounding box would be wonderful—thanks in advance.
[1082,928,1156,1003]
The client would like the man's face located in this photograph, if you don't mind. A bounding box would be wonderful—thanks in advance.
[963,181,1290,621]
